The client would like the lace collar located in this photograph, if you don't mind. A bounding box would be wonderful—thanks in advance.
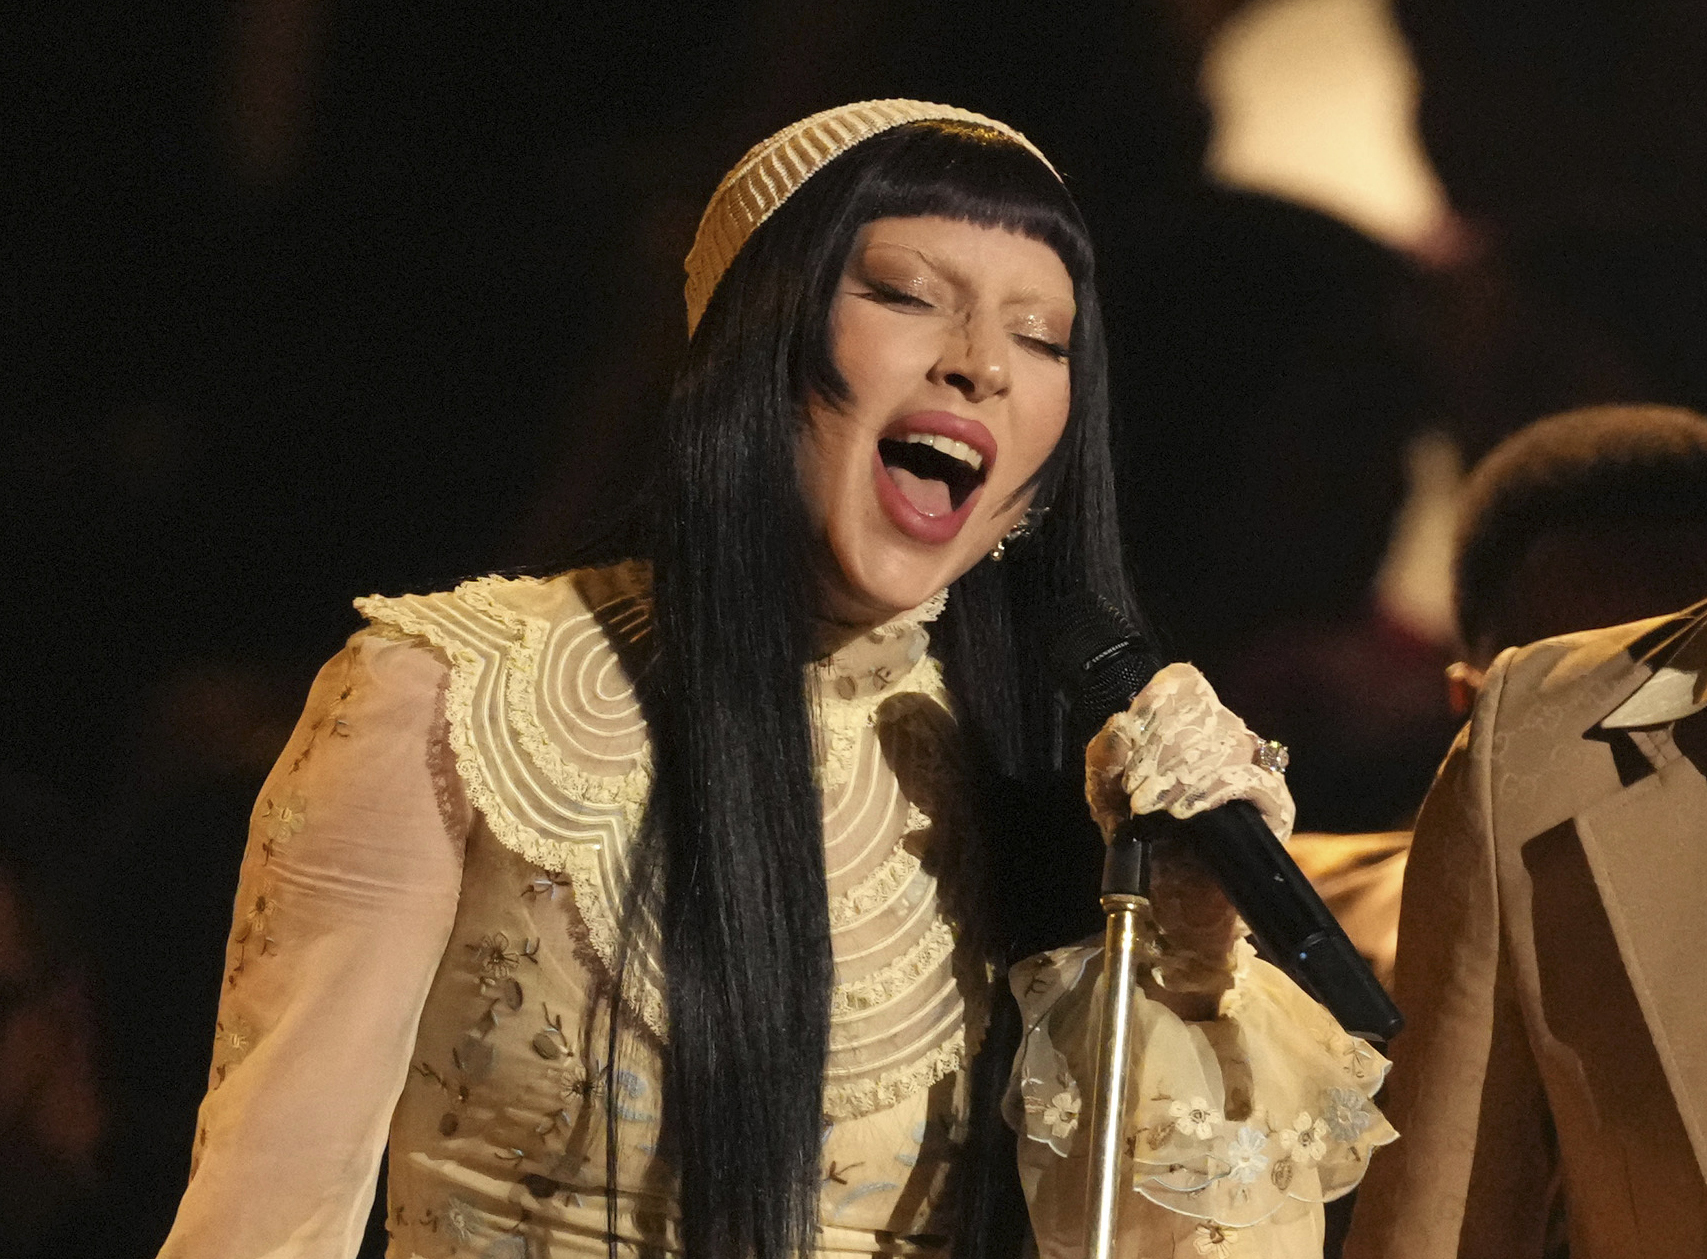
[357,569,983,1118]
[811,589,947,704]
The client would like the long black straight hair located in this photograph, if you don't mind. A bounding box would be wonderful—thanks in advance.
[619,120,1136,1259]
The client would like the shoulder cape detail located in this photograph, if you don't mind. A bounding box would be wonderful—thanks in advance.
[356,564,985,1120]
[357,563,669,1037]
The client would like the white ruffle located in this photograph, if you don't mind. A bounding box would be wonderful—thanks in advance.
[1004,935,1394,1228]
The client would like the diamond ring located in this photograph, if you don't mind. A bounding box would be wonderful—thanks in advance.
[1254,739,1290,775]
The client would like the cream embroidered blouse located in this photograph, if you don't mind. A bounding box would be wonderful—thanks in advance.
[158,565,1392,1259]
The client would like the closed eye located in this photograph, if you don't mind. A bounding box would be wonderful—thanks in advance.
[862,281,935,310]
[1020,335,1070,362]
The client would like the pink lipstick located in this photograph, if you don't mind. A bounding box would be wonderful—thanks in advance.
[872,411,997,545]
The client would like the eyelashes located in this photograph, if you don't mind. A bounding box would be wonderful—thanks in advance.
[859,280,1070,361]
[863,279,935,309]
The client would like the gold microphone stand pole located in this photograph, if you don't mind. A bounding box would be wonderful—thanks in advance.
[1085,826,1150,1259]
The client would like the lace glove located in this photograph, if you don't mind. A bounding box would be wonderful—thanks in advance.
[1083,663,1296,1007]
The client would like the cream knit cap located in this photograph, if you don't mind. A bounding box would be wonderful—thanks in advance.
[683,99,1060,334]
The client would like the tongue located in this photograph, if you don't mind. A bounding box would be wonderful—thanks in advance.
[886,465,954,517]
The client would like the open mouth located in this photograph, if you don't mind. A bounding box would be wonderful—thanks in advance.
[877,432,988,518]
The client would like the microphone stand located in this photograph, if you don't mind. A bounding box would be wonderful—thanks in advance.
[1084,822,1150,1259]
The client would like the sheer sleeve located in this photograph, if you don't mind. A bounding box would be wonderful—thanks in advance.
[1005,933,1394,1258]
[158,631,471,1259]
[1006,664,1393,1257]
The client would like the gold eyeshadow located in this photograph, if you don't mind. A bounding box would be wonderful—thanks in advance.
[848,235,1074,345]
[1007,309,1072,347]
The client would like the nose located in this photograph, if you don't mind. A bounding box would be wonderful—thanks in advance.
[930,312,1009,403]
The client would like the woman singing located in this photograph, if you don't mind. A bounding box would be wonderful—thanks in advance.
[158,101,1392,1259]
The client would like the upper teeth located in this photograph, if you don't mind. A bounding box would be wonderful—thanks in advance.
[903,432,984,472]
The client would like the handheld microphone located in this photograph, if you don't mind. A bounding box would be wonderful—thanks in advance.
[1050,594,1403,1043]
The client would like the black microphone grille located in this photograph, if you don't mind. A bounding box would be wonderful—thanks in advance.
[1048,591,1165,737]
[1046,591,1140,687]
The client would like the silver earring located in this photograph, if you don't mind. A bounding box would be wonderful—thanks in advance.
[988,507,1048,561]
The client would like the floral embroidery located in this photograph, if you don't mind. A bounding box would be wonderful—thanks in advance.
[1224,1125,1269,1184]
[287,683,353,774]
[601,1065,657,1124]
[1322,1029,1382,1082]
[829,1178,906,1223]
[211,1014,257,1086]
[1169,1096,1223,1140]
[523,873,572,901]
[531,1006,567,1060]
[1194,1223,1239,1256]
[552,1053,657,1125]
[468,932,521,980]
[443,1195,478,1243]
[1041,1087,1081,1140]
[558,1058,595,1103]
[260,791,306,862]
[1277,1112,1329,1165]
[227,879,279,986]
[1322,1087,1374,1142]
[217,1014,253,1057]
[894,1113,962,1171]
[244,883,278,939]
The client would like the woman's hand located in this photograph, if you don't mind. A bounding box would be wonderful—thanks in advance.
[1083,663,1295,1019]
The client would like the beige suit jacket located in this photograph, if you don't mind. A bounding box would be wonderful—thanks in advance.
[1346,601,1707,1259]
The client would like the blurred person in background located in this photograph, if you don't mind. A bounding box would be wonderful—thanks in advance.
[1446,406,1707,693]
[1346,404,1707,1258]
[1294,405,1707,990]
[1395,0,1707,446]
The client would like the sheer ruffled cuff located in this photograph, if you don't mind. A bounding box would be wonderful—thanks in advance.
[1003,936,1395,1230]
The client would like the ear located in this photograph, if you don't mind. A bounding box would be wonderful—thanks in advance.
[1445,661,1485,717]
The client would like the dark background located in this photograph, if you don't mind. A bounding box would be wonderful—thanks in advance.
[7,0,1707,1253]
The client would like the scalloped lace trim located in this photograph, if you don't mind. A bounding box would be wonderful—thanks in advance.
[828,842,922,929]
[831,918,957,1017]
[867,588,946,640]
[356,585,669,1041]
[817,655,946,791]
[354,594,572,876]
[823,1025,966,1120]
[456,578,655,827]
